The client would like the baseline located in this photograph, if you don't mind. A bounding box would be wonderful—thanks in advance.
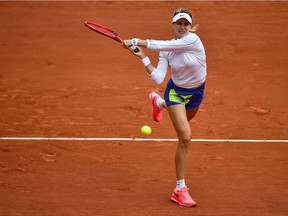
[0,137,288,143]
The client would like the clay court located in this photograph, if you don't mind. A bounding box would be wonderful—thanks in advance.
[0,1,287,216]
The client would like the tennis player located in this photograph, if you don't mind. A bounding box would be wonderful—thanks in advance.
[123,8,207,207]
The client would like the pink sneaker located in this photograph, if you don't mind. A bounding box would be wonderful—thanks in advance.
[171,187,197,207]
[149,92,163,122]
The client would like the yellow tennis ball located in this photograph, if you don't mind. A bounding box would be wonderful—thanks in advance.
[141,125,152,135]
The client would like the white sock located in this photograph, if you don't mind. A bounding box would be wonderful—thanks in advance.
[176,179,186,190]
[156,97,164,109]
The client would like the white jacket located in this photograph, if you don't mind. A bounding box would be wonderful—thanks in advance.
[147,33,207,89]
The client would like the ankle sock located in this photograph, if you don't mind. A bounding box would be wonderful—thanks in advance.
[156,97,164,109]
[176,179,186,190]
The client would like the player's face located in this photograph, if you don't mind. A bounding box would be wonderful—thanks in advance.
[173,18,191,39]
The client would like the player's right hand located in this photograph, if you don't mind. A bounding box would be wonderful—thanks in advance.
[122,40,131,49]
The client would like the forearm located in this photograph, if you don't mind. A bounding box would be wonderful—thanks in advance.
[140,56,154,75]
[140,55,166,84]
[142,54,168,84]
[122,38,167,83]
[137,39,148,48]
[144,62,154,75]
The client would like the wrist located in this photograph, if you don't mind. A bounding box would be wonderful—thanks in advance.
[131,38,139,46]
[141,56,151,67]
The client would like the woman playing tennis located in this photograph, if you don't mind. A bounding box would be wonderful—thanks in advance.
[122,8,207,207]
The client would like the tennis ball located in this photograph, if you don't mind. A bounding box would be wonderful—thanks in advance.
[141,125,152,135]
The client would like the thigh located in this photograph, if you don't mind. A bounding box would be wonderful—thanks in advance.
[167,105,191,139]
[186,106,200,121]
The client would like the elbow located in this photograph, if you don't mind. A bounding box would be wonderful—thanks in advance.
[149,69,166,84]
[154,79,164,85]
[152,76,165,85]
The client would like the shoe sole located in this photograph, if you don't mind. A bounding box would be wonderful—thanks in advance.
[171,197,197,207]
[149,92,162,122]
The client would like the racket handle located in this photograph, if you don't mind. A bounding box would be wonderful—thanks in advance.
[134,47,139,53]
[127,44,139,53]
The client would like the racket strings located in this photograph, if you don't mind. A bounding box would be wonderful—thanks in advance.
[91,23,117,37]
[85,21,123,43]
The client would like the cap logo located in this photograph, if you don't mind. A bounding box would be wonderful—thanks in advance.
[172,13,192,24]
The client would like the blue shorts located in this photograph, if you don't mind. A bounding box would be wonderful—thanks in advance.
[164,79,205,110]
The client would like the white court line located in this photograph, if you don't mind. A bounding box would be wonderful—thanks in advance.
[0,137,288,143]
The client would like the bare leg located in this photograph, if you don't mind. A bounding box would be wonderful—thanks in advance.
[161,100,167,109]
[167,105,199,180]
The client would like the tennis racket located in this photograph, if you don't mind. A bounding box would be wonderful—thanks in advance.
[84,21,139,53]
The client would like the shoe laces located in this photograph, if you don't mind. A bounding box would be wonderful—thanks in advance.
[178,187,192,201]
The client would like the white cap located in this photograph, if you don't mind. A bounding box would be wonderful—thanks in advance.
[172,13,192,24]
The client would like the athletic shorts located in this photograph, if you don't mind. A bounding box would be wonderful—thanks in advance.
[164,79,205,110]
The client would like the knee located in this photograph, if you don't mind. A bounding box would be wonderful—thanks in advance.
[177,128,191,147]
[178,136,191,148]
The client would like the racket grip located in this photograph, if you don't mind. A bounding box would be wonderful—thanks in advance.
[134,47,139,53]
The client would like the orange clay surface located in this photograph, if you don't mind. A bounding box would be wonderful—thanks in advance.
[0,1,287,216]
